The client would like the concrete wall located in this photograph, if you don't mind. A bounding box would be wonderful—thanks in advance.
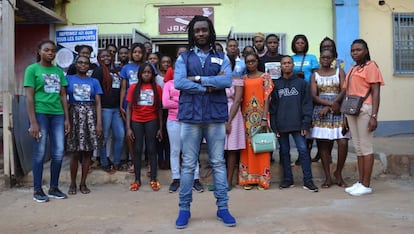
[62,0,333,55]
[359,0,414,124]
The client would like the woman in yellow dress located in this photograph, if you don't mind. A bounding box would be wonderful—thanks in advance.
[239,53,274,190]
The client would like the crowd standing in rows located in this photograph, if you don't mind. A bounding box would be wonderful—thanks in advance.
[24,15,384,228]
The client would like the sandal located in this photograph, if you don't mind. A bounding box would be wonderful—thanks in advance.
[243,185,253,190]
[102,165,116,174]
[79,184,91,194]
[68,184,77,195]
[334,171,348,188]
[150,180,161,191]
[321,182,332,189]
[129,181,140,191]
[127,164,134,174]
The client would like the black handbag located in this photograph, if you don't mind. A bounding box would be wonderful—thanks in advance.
[341,67,370,116]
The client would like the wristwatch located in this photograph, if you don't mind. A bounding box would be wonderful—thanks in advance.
[195,75,201,82]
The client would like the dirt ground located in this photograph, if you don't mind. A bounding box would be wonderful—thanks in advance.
[0,176,413,234]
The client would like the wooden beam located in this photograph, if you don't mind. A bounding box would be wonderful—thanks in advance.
[1,0,16,184]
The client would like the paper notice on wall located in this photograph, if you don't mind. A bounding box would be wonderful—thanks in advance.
[55,25,98,71]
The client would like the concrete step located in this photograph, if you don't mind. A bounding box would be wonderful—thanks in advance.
[18,148,385,189]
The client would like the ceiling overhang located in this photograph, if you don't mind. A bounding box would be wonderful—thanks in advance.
[15,0,66,24]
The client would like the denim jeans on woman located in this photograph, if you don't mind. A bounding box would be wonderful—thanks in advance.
[131,119,158,181]
[278,131,313,183]
[167,120,200,180]
[32,113,65,191]
[99,108,125,167]
[179,122,228,211]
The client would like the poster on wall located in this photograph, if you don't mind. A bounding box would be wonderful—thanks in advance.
[55,25,98,73]
[159,7,214,34]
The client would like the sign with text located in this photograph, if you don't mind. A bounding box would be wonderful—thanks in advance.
[159,7,214,34]
[55,25,98,70]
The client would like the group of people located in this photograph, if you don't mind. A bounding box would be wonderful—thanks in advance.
[24,15,383,229]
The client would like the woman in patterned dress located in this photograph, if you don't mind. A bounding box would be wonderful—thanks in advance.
[224,48,246,190]
[310,49,349,188]
[239,53,273,190]
[66,56,103,194]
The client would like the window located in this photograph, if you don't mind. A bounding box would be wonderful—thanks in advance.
[230,32,287,55]
[98,29,150,63]
[393,13,414,75]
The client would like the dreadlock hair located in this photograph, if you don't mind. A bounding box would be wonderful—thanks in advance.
[36,40,56,62]
[132,63,161,111]
[97,49,119,95]
[352,39,371,67]
[319,37,338,59]
[187,15,216,49]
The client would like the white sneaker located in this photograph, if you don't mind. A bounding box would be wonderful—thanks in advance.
[345,182,361,194]
[349,184,372,196]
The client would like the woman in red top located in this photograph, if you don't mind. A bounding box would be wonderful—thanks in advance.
[126,63,163,191]
[343,39,384,196]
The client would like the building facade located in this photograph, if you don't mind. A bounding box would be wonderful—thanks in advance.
[2,0,414,135]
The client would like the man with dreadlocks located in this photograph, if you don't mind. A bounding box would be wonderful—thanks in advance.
[174,15,236,229]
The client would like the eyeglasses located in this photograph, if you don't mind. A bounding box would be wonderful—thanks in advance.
[76,61,90,65]
[246,60,258,65]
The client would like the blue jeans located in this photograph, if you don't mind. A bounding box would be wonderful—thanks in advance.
[32,113,65,191]
[179,122,229,211]
[278,131,313,183]
[100,108,125,166]
[167,120,200,180]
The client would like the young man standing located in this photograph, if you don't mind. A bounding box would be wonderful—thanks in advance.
[259,34,284,80]
[270,55,318,192]
[253,32,267,58]
[174,15,236,229]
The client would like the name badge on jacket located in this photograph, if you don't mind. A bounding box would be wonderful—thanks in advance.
[211,57,223,65]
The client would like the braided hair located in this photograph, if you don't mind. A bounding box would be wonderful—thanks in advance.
[352,39,371,66]
[187,15,216,49]
[132,63,161,111]
[319,37,338,59]
[97,49,119,95]
[36,40,55,62]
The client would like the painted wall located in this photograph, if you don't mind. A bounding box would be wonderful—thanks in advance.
[15,25,51,94]
[334,0,359,72]
[359,0,414,122]
[62,0,333,55]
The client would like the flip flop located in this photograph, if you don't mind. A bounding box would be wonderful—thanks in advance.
[321,182,332,188]
[68,185,77,195]
[336,181,348,188]
[79,184,91,194]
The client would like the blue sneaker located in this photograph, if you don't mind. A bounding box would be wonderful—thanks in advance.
[217,209,236,227]
[48,187,68,199]
[33,189,49,203]
[175,210,191,229]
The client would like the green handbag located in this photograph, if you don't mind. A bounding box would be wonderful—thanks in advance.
[250,126,277,153]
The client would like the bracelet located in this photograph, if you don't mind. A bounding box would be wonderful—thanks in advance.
[371,114,377,119]
[261,118,267,121]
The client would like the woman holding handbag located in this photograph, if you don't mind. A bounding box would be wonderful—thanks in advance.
[238,53,273,190]
[343,39,384,196]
